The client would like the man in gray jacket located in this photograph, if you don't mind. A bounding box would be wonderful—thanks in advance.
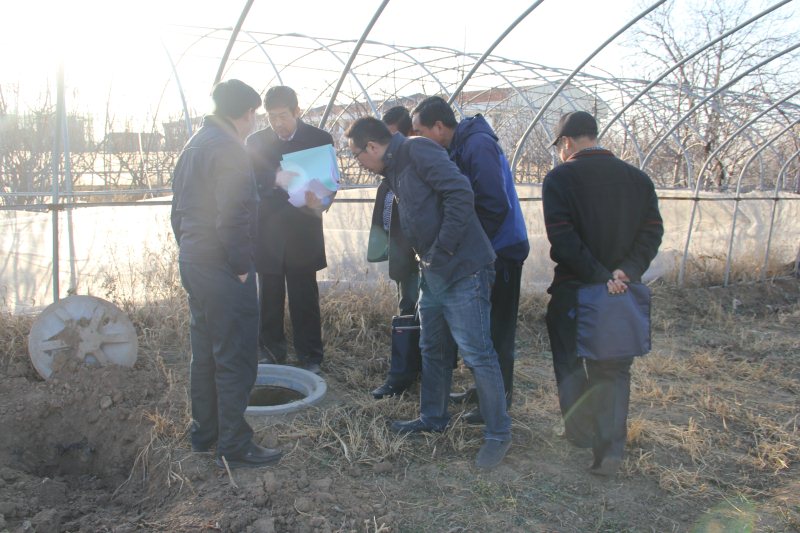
[345,117,511,470]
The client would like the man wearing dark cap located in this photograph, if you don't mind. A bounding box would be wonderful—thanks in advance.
[543,110,663,477]
[172,79,282,468]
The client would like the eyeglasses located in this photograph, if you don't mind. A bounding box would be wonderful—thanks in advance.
[351,146,367,159]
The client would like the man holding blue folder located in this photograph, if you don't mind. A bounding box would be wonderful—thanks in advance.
[543,111,663,477]
[247,86,336,374]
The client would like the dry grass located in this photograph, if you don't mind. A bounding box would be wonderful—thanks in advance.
[2,255,798,531]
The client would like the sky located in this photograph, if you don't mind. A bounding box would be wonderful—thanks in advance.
[1,0,797,132]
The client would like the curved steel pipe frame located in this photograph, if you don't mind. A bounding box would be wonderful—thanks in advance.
[722,119,800,286]
[447,0,545,112]
[318,0,390,129]
[214,0,255,86]
[510,0,668,175]
[641,42,800,171]
[694,89,800,188]
[761,150,800,281]
[599,0,793,142]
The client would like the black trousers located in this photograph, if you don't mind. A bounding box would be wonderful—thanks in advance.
[546,284,633,461]
[491,257,523,404]
[179,261,258,458]
[258,269,323,365]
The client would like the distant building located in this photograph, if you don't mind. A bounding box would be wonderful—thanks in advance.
[162,117,203,151]
[0,112,92,152]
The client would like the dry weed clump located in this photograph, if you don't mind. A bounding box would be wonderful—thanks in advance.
[0,311,35,370]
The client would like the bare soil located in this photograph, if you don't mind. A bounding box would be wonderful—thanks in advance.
[1,278,798,532]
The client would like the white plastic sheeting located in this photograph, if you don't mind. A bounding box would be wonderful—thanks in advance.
[1,186,798,313]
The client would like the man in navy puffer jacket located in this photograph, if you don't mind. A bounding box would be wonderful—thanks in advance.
[412,97,529,423]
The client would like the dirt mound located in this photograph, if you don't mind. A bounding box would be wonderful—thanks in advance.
[0,357,164,531]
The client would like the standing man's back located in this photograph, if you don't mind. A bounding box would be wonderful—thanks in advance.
[171,79,282,469]
[543,111,663,477]
[246,86,335,374]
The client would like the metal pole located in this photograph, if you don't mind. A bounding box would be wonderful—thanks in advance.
[448,0,546,111]
[510,0,667,174]
[162,40,194,137]
[213,0,255,86]
[62,91,77,294]
[722,119,799,286]
[761,150,800,281]
[318,0,390,129]
[50,65,65,303]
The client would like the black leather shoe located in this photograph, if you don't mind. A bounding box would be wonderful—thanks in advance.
[462,407,484,425]
[371,381,409,399]
[389,418,445,435]
[216,443,282,469]
[449,387,478,405]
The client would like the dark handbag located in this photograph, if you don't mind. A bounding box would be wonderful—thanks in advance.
[576,282,651,360]
[390,313,422,376]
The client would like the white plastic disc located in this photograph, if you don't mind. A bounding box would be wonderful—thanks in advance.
[28,295,138,379]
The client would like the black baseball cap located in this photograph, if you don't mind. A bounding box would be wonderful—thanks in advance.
[551,111,598,146]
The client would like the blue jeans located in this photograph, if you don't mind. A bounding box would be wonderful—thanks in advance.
[418,265,511,441]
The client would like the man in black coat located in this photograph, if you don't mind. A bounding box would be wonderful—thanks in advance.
[171,79,282,469]
[543,111,663,477]
[246,86,335,374]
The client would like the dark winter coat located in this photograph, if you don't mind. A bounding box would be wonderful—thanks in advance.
[171,115,258,276]
[246,120,335,274]
[449,114,530,262]
[367,177,418,282]
[380,133,495,293]
[542,148,663,291]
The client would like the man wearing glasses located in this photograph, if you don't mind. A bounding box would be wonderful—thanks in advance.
[345,117,511,471]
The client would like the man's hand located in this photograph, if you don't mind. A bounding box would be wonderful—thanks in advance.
[304,190,323,210]
[607,269,629,294]
[238,273,249,283]
[275,169,299,190]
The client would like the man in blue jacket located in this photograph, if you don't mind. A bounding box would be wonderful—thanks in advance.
[171,79,282,469]
[345,117,511,470]
[412,97,529,423]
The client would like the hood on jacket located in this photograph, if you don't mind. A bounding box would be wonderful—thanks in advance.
[450,114,497,152]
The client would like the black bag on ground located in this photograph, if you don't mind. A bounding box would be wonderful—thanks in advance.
[390,314,421,377]
[576,282,651,360]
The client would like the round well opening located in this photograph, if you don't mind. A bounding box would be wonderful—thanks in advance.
[245,364,327,416]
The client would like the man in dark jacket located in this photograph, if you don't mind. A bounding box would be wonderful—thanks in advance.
[368,106,421,399]
[412,96,529,423]
[346,117,511,470]
[171,79,282,469]
[246,86,336,374]
[543,111,663,477]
